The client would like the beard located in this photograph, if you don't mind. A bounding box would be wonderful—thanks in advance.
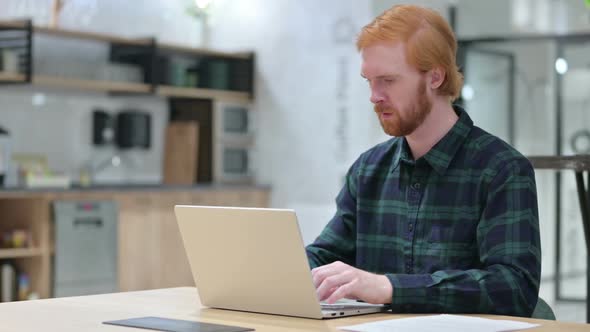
[374,78,432,137]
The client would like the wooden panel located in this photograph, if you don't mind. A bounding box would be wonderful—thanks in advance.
[0,287,587,332]
[0,72,26,82]
[37,199,52,298]
[34,26,151,46]
[33,76,151,94]
[0,21,251,59]
[157,194,194,288]
[158,42,252,59]
[0,248,43,259]
[0,199,48,256]
[157,85,251,103]
[0,198,51,298]
[116,189,271,291]
[163,122,199,185]
[169,99,213,183]
[0,187,270,294]
[0,20,27,28]
[117,193,161,291]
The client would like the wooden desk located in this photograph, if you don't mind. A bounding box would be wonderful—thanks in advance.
[0,287,588,331]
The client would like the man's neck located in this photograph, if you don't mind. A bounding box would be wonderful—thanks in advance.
[406,99,459,160]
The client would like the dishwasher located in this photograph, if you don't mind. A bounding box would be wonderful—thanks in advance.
[52,200,118,297]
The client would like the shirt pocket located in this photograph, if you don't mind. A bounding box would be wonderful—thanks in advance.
[422,219,477,269]
[416,242,476,272]
[424,218,476,247]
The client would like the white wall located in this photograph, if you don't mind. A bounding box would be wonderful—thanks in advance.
[204,0,378,244]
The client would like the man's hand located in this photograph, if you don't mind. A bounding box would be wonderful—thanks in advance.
[311,261,392,304]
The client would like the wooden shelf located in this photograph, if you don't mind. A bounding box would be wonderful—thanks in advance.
[158,42,251,60]
[156,85,251,103]
[1,73,152,94]
[35,26,151,47]
[0,248,44,259]
[1,20,247,59]
[32,76,151,94]
[0,72,26,82]
[0,19,149,46]
[1,75,252,100]
[0,20,27,29]
[0,20,255,101]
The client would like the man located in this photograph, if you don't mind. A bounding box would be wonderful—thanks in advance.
[305,5,540,317]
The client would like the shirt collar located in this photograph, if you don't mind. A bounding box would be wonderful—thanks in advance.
[392,105,473,175]
[392,138,411,171]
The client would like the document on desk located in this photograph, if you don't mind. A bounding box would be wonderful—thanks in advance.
[340,314,540,332]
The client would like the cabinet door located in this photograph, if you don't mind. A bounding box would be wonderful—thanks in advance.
[118,194,161,291]
[157,193,193,288]
[53,200,117,297]
[117,189,270,291]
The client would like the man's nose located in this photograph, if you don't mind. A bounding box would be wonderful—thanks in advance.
[370,88,385,105]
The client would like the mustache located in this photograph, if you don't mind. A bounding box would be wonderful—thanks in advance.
[374,105,396,114]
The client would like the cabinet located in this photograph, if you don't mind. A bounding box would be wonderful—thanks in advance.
[0,186,270,301]
[0,20,254,103]
[0,198,51,300]
[53,200,118,297]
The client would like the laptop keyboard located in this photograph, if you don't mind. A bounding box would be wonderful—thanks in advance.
[320,304,379,311]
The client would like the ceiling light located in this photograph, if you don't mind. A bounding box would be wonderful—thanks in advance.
[461,84,475,101]
[555,58,568,75]
[194,0,213,10]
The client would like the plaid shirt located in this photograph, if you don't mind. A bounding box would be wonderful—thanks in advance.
[306,107,541,317]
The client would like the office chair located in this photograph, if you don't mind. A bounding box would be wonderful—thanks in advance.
[531,297,556,320]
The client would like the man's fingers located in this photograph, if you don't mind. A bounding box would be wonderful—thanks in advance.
[312,266,330,288]
[316,271,354,301]
[311,261,346,288]
[325,278,358,304]
[312,263,391,304]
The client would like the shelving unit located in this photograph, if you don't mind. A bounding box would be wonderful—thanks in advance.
[0,197,52,301]
[0,19,254,100]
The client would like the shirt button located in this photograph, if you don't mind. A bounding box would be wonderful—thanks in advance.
[408,223,413,232]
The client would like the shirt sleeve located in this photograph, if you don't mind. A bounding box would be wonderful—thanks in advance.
[305,159,361,269]
[387,158,541,317]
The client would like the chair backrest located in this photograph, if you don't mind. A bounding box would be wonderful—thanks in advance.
[531,297,556,320]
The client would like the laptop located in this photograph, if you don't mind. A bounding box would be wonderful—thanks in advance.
[174,205,388,319]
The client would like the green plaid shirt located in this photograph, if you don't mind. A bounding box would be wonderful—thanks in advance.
[306,107,541,317]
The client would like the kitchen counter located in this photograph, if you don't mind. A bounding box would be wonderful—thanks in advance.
[0,184,271,297]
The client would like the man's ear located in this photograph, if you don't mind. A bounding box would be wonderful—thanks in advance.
[429,67,445,89]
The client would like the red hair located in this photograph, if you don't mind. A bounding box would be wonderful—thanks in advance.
[357,5,463,101]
